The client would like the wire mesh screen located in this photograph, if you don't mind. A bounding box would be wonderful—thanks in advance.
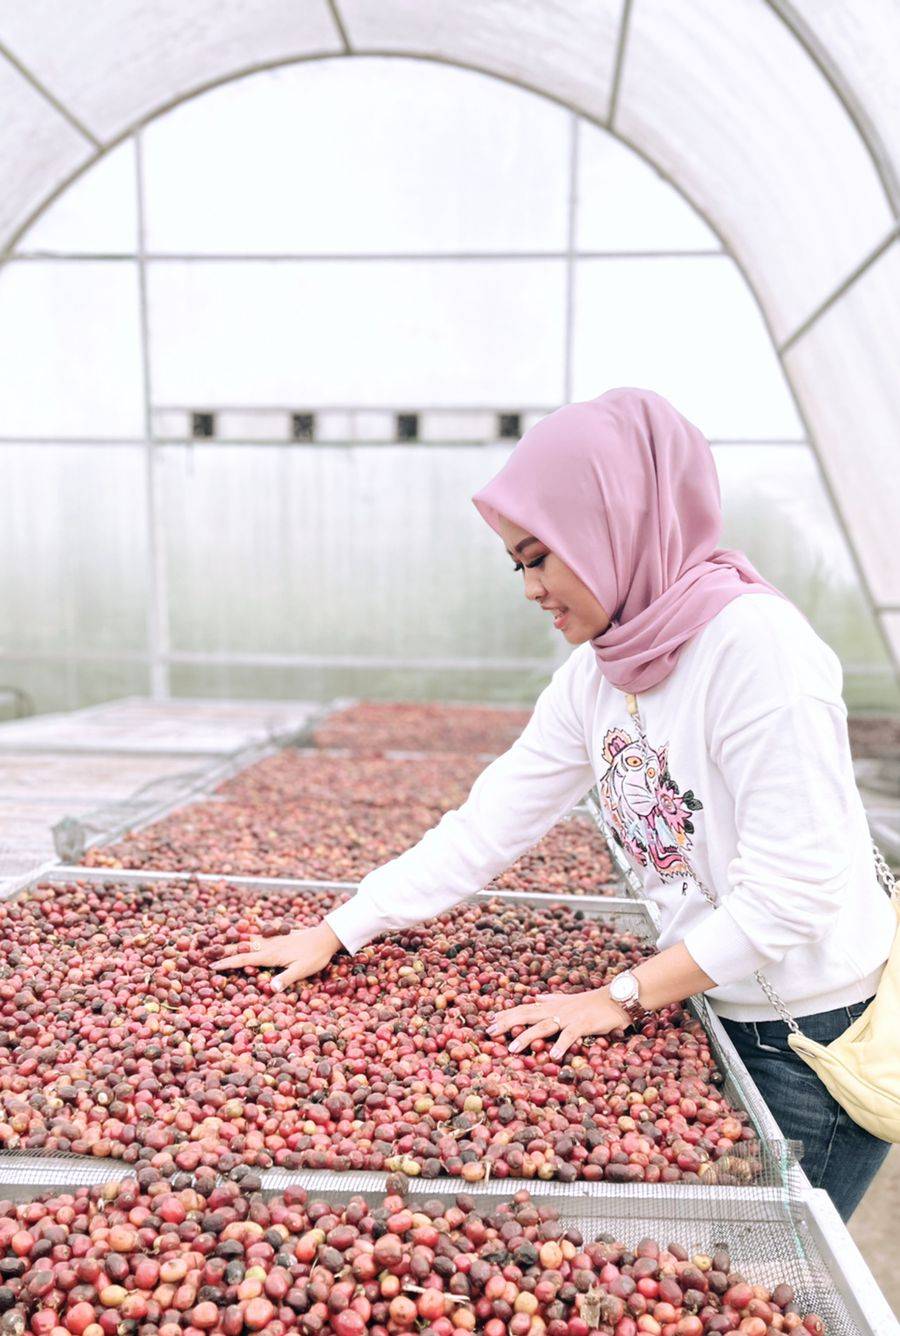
[0,1137,803,1197]
[462,1186,871,1336]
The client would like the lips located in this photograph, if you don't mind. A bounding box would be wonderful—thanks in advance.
[544,607,569,630]
[540,604,569,630]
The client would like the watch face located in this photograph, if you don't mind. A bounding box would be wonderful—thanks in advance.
[610,972,637,1003]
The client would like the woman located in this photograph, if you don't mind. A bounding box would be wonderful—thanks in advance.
[219,387,893,1220]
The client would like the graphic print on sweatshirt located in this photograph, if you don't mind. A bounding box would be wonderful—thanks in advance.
[597,727,703,880]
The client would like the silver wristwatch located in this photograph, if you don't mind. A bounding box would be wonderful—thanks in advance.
[608,970,646,1024]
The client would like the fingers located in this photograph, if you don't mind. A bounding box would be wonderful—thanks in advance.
[487,998,559,1035]
[215,937,266,970]
[216,949,264,970]
[550,1025,582,1061]
[508,1017,561,1054]
[271,958,313,992]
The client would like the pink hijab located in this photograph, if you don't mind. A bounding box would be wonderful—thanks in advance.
[471,387,786,694]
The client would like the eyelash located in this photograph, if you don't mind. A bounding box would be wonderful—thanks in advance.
[512,555,547,573]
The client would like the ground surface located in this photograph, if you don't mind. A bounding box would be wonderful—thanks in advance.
[850,1144,900,1315]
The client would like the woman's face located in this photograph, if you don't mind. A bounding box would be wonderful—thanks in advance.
[496,515,611,643]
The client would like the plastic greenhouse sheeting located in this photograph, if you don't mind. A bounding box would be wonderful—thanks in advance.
[0,0,897,673]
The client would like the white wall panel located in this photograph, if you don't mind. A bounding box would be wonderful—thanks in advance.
[0,0,343,142]
[0,444,149,654]
[148,258,567,408]
[154,440,894,708]
[576,124,720,253]
[143,59,570,255]
[617,0,894,344]
[784,240,900,609]
[15,139,137,254]
[160,443,554,662]
[167,661,549,708]
[0,261,144,436]
[712,443,891,677]
[572,256,802,439]
[883,614,900,668]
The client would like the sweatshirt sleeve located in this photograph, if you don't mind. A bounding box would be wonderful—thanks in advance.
[683,600,854,988]
[323,650,596,954]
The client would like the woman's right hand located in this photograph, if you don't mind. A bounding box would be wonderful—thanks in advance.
[216,920,342,991]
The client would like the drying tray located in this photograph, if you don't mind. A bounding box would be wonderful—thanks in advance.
[0,871,797,1200]
[1,878,877,1320]
[0,1167,889,1335]
[0,696,334,757]
[42,698,355,865]
[68,781,622,898]
[0,751,218,805]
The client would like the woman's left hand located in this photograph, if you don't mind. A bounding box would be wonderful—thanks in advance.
[487,987,632,1061]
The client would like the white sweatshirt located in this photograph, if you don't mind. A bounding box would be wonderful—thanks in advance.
[325,594,892,1022]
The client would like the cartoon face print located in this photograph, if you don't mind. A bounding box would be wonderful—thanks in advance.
[603,733,666,818]
[598,726,703,881]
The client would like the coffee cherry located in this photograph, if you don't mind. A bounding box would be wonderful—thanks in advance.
[86,785,616,892]
[313,702,532,755]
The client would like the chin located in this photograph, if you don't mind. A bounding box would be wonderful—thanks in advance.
[560,613,606,645]
[570,622,608,644]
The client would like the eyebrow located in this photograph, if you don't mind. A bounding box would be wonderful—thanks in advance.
[506,536,542,558]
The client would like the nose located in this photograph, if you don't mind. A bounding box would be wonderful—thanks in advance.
[522,567,546,601]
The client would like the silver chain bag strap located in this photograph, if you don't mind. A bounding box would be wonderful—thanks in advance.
[623,692,895,1034]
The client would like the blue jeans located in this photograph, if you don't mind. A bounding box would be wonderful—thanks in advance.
[719,997,891,1221]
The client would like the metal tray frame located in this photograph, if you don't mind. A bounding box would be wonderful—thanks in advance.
[8,863,624,902]
[583,788,645,897]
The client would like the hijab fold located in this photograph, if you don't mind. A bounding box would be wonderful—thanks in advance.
[471,387,785,694]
